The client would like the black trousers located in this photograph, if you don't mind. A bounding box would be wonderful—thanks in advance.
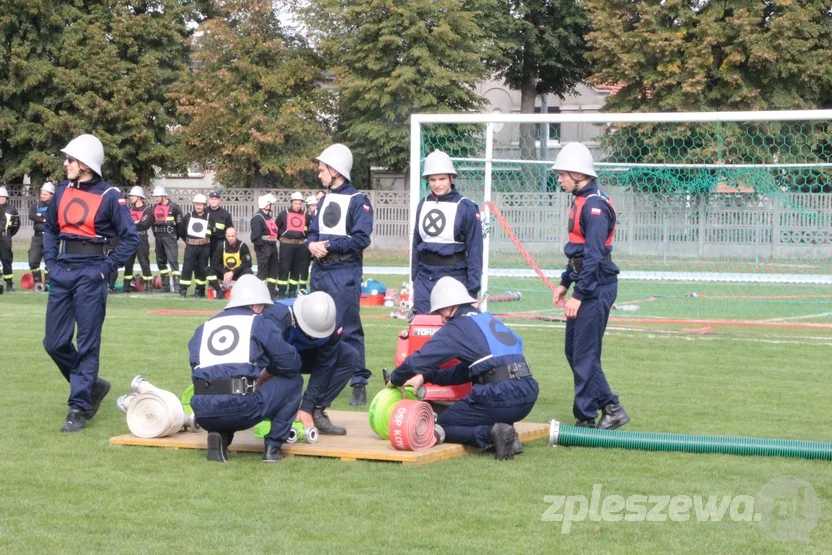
[0,235,13,281]
[125,235,152,281]
[29,233,44,270]
[254,243,279,291]
[181,244,210,291]
[154,234,180,276]
[277,241,309,297]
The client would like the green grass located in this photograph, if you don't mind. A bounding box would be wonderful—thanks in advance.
[1,280,831,554]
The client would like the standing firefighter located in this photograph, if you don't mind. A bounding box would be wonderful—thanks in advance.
[551,143,629,430]
[276,191,311,298]
[206,190,233,282]
[250,194,279,299]
[42,134,139,432]
[151,185,183,292]
[412,150,483,315]
[179,194,211,298]
[124,186,153,293]
[307,144,374,405]
[28,182,55,288]
[207,226,252,299]
[0,186,20,291]
[188,274,302,463]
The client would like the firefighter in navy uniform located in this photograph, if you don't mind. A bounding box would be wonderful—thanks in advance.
[207,226,252,299]
[206,190,233,281]
[0,186,21,292]
[551,143,629,430]
[42,134,139,432]
[124,186,153,293]
[276,191,311,298]
[28,182,56,288]
[263,291,358,435]
[412,150,483,315]
[188,274,303,463]
[151,185,183,292]
[179,194,212,298]
[307,144,373,406]
[388,277,539,460]
[250,194,279,299]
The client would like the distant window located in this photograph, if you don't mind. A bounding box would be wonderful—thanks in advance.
[534,106,561,142]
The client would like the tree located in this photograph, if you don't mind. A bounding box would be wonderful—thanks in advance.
[0,0,199,187]
[302,0,493,177]
[173,0,330,188]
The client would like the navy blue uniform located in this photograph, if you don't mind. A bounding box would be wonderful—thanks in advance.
[264,300,357,413]
[411,190,483,314]
[188,307,303,449]
[390,305,538,448]
[42,176,139,412]
[307,182,373,386]
[560,180,621,421]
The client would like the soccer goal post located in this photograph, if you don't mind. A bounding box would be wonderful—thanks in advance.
[409,110,832,324]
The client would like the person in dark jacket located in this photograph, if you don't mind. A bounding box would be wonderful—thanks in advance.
[206,190,233,283]
[124,186,153,293]
[0,186,21,292]
[250,194,279,299]
[178,193,212,298]
[388,277,539,460]
[275,192,311,298]
[207,227,252,299]
[150,185,183,292]
[28,182,56,287]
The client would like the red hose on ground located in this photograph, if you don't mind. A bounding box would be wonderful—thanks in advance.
[388,400,437,451]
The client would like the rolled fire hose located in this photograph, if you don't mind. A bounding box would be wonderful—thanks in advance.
[387,400,437,451]
[548,420,832,461]
[253,419,318,444]
[368,387,420,440]
[123,376,196,437]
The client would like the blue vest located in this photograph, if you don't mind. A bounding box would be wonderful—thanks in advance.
[470,313,523,358]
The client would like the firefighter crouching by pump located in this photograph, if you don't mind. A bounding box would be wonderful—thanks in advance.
[151,185,183,292]
[207,226,252,300]
[251,193,279,299]
[0,186,20,292]
[28,182,56,288]
[179,193,212,298]
[124,186,153,293]
[276,191,311,299]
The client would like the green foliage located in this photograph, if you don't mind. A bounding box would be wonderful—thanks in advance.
[303,0,492,174]
[172,0,331,188]
[0,0,198,186]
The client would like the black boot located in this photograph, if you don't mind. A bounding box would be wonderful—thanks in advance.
[488,423,517,461]
[263,445,283,463]
[61,409,87,432]
[179,286,187,298]
[33,270,42,284]
[213,284,225,300]
[277,286,287,299]
[5,279,13,292]
[513,436,524,455]
[86,378,111,419]
[206,431,230,462]
[194,286,205,298]
[123,279,133,293]
[349,384,367,406]
[598,403,630,430]
[161,275,170,292]
[172,276,180,293]
[575,419,597,428]
[312,408,347,435]
[144,278,153,294]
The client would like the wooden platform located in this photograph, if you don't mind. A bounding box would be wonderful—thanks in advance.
[109,410,549,466]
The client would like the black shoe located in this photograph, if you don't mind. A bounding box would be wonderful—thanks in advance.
[86,378,111,420]
[488,423,517,461]
[179,289,187,298]
[598,403,630,430]
[263,445,283,463]
[5,280,14,292]
[206,431,229,462]
[575,419,597,428]
[513,435,524,455]
[312,408,347,435]
[61,409,87,432]
[349,384,367,406]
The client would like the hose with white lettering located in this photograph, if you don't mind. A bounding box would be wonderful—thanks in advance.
[388,400,437,451]
[549,420,832,460]
[368,387,420,439]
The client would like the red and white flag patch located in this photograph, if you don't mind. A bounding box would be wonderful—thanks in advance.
[591,208,602,216]
[475,213,481,220]
[118,198,127,205]
[337,326,343,335]
[363,204,370,212]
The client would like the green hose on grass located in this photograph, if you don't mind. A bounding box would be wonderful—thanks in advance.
[548,421,832,461]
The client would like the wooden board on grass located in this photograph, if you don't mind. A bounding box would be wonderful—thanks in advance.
[109,410,550,466]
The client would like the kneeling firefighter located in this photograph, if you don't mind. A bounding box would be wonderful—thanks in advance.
[387,277,539,460]
[263,291,358,436]
[188,274,302,463]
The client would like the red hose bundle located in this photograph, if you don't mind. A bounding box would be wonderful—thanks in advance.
[388,400,437,451]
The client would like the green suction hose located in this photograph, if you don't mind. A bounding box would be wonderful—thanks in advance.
[548,421,832,461]
[180,385,194,415]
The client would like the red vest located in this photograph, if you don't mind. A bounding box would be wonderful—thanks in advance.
[264,218,278,238]
[568,194,615,246]
[154,204,171,223]
[285,211,306,234]
[130,208,144,223]
[58,187,103,238]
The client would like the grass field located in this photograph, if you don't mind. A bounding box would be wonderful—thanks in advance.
[1,268,830,554]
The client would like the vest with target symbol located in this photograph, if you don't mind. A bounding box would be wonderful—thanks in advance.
[186,212,210,239]
[57,185,120,239]
[418,197,465,245]
[198,314,256,376]
[223,244,242,270]
[318,192,361,237]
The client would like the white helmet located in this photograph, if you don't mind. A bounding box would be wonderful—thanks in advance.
[290,191,304,202]
[316,143,353,181]
[550,142,597,178]
[0,187,8,198]
[41,182,56,194]
[257,194,273,210]
[128,186,145,198]
[61,134,104,176]
[305,195,317,206]
[293,292,337,338]
[430,277,476,314]
[226,275,274,309]
[193,193,207,204]
[422,150,457,177]
[152,185,168,197]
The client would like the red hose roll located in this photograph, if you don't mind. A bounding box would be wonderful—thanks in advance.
[388,400,437,451]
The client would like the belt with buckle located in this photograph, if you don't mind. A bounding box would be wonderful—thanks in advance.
[279,237,306,245]
[185,238,210,246]
[261,235,277,242]
[568,254,612,273]
[420,252,466,266]
[61,240,106,255]
[193,378,257,396]
[476,362,532,385]
[320,252,356,264]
